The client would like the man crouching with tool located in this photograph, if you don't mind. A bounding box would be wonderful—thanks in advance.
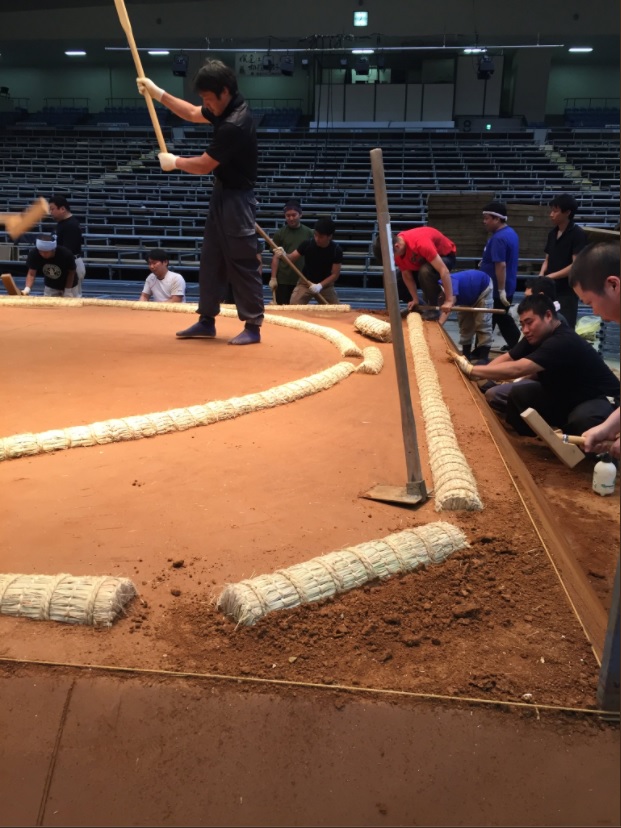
[447,294,619,438]
[137,60,263,345]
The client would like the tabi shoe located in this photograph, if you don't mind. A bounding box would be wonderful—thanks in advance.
[228,324,261,345]
[421,308,441,321]
[176,317,216,338]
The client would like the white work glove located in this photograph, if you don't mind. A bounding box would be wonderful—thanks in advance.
[268,276,278,290]
[22,285,31,295]
[136,77,165,102]
[158,152,179,172]
[309,283,323,294]
[273,246,285,258]
[498,289,511,308]
[446,350,473,377]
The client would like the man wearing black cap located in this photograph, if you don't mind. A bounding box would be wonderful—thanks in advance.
[479,201,521,349]
[23,234,78,297]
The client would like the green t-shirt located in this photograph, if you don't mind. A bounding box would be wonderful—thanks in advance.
[273,223,313,285]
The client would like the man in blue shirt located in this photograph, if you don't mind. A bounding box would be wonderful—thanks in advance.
[438,269,493,363]
[479,201,521,349]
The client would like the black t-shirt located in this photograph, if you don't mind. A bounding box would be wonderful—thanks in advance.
[56,215,83,257]
[296,239,343,280]
[202,94,257,189]
[510,323,620,411]
[26,245,76,289]
[544,222,588,294]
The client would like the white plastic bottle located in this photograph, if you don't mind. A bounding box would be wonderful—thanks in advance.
[592,453,617,496]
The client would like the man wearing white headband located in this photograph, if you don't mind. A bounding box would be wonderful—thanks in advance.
[479,201,521,349]
[23,234,78,297]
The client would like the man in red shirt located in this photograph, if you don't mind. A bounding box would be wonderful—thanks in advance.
[374,226,456,316]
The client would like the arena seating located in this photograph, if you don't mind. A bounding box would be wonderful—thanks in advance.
[0,125,618,293]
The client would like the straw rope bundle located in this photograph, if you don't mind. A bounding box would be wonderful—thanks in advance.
[406,314,483,511]
[263,314,362,357]
[0,296,80,308]
[0,573,136,626]
[218,521,468,626]
[353,314,392,342]
[355,346,384,375]
[0,362,358,462]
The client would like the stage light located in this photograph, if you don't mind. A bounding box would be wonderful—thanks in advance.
[477,55,494,80]
[172,54,189,76]
[280,55,294,76]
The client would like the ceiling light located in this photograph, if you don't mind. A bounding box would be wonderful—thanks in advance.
[148,50,170,56]
[65,51,86,56]
[352,49,374,55]
[568,47,593,53]
[464,47,486,54]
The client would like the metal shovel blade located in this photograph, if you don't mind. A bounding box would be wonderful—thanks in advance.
[363,483,427,507]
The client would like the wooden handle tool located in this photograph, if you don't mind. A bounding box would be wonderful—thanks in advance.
[113,0,168,154]
[255,223,329,305]
[0,198,49,240]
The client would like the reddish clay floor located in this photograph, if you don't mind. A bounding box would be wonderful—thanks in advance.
[0,303,618,825]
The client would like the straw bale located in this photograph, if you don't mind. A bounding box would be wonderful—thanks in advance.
[356,346,384,375]
[353,314,392,342]
[218,522,468,625]
[406,314,483,512]
[0,573,136,627]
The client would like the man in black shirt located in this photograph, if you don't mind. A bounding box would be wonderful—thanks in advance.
[539,194,588,328]
[449,294,619,437]
[23,235,77,297]
[137,60,262,345]
[49,195,85,296]
[287,217,342,305]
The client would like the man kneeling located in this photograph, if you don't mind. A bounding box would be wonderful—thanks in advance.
[449,294,619,437]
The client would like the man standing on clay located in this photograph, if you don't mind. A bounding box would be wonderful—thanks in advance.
[137,60,263,345]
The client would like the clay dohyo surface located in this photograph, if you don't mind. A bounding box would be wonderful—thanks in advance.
[0,304,618,714]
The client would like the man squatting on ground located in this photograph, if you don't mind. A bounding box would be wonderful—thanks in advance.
[478,201,521,350]
[48,194,86,297]
[373,226,456,317]
[448,294,620,439]
[137,60,263,345]
[269,200,313,305]
[569,241,621,459]
[139,249,186,303]
[277,217,343,305]
[23,234,78,297]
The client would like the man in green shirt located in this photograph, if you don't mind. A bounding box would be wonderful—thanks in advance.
[270,199,313,304]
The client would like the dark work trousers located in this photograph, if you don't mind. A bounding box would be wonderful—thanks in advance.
[276,283,295,305]
[556,286,579,329]
[504,380,617,436]
[198,183,264,326]
[492,294,521,349]
[417,253,457,304]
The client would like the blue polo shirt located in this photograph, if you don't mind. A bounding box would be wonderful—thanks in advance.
[449,270,491,306]
[480,225,520,298]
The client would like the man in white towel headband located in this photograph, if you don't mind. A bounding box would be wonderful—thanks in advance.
[23,234,79,297]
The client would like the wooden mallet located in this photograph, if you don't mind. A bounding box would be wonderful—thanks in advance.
[113,0,168,154]
[1,273,22,295]
[255,223,329,305]
[0,197,49,240]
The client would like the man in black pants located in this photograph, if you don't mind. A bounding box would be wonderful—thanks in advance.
[49,194,86,296]
[539,193,588,328]
[137,60,263,345]
[449,294,619,437]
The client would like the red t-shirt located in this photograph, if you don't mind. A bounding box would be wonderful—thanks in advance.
[394,227,456,272]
